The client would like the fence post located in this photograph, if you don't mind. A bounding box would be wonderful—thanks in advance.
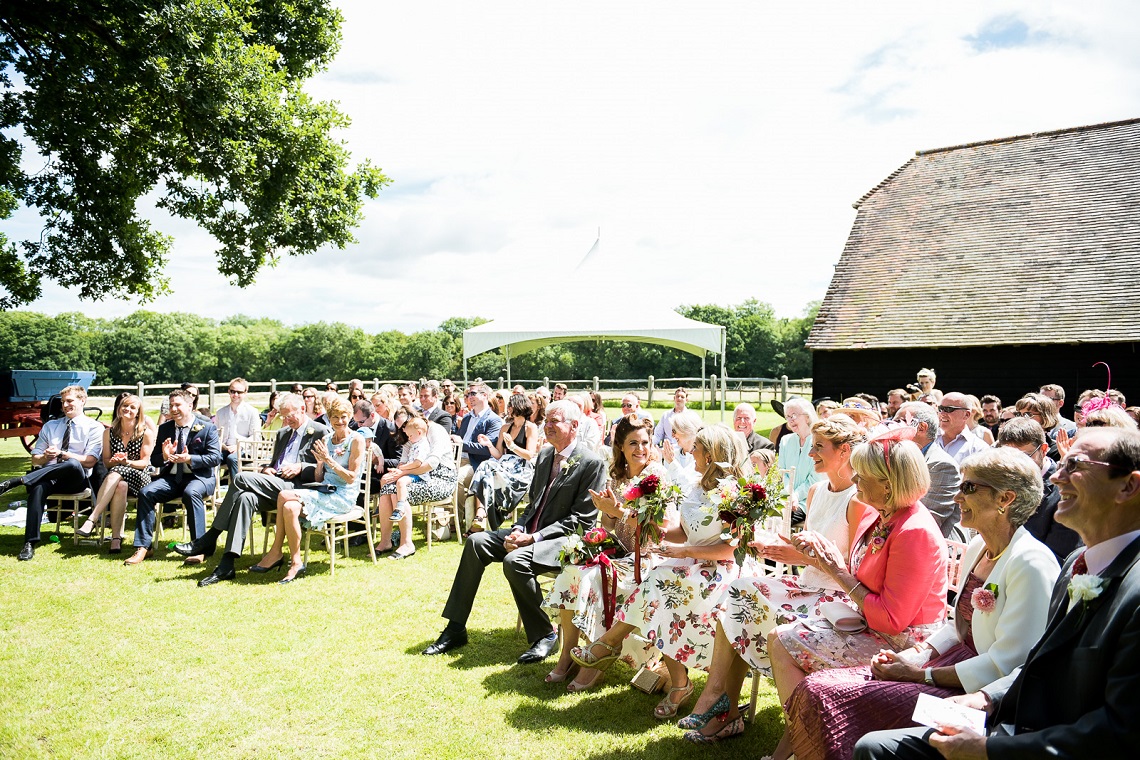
[208,379,216,411]
[270,378,277,394]
[593,376,599,393]
[781,375,789,402]
[373,378,380,392]
[136,381,145,402]
[543,376,550,389]
[647,375,655,407]
[498,376,505,390]
[710,374,717,407]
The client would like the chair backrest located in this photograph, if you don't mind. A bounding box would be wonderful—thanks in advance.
[945,539,969,617]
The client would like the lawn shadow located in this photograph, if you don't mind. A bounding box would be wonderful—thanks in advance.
[404,626,535,669]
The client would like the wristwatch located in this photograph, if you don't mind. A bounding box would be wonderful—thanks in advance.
[924,667,935,686]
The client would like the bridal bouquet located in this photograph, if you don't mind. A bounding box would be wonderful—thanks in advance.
[559,524,620,566]
[624,469,683,546]
[708,464,788,564]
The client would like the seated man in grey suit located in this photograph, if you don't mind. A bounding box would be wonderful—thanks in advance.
[855,427,1140,760]
[424,399,607,663]
[897,401,962,537]
[173,392,327,587]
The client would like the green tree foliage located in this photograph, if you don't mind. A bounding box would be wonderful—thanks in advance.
[0,303,818,385]
[0,0,388,307]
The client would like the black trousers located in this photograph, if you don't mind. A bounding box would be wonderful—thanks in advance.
[22,459,89,543]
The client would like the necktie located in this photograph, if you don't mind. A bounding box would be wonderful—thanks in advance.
[528,453,566,533]
[275,429,299,469]
[57,420,72,463]
[1071,550,1088,577]
[174,427,187,479]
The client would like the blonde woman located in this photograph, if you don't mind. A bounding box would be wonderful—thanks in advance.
[77,394,155,553]
[965,394,995,445]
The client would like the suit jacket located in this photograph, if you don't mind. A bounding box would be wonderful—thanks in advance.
[426,405,454,435]
[369,417,399,469]
[268,420,329,484]
[150,419,221,483]
[923,441,962,536]
[457,408,504,470]
[512,443,607,566]
[924,528,1059,692]
[987,536,1140,759]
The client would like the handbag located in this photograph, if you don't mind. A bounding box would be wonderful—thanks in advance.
[629,656,670,694]
[300,483,336,494]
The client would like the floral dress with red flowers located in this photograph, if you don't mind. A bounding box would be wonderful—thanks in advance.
[612,484,758,672]
[543,466,669,668]
[718,482,857,669]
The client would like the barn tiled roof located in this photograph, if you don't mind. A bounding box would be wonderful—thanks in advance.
[807,118,1140,350]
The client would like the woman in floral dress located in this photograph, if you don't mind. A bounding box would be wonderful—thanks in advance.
[679,413,873,742]
[570,425,754,719]
[543,415,669,692]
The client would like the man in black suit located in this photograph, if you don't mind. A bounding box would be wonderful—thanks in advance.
[172,392,327,586]
[125,389,221,566]
[424,400,606,663]
[419,383,454,435]
[855,427,1140,760]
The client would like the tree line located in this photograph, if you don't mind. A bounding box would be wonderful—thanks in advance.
[0,300,818,386]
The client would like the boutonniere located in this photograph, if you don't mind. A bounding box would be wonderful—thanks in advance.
[191,424,203,433]
[971,582,1000,613]
[867,520,894,554]
[1067,574,1106,617]
[306,426,315,436]
[560,454,582,476]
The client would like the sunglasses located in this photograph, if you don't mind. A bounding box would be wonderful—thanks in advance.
[303,395,315,400]
[937,405,969,414]
[959,480,997,495]
[228,389,245,394]
[1015,411,1043,418]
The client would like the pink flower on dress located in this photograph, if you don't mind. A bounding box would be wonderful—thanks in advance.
[971,587,997,613]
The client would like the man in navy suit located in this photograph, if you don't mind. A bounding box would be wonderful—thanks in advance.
[855,427,1140,760]
[451,382,503,524]
[124,389,221,566]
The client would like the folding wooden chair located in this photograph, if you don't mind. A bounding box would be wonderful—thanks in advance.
[301,447,376,576]
[417,441,463,549]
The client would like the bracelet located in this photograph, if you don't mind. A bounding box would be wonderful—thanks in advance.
[849,581,865,596]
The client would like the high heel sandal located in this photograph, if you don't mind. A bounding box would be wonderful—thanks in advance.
[463,514,487,539]
[544,663,579,684]
[76,520,96,538]
[682,715,745,744]
[108,537,123,554]
[568,640,621,672]
[654,678,695,720]
[567,668,605,693]
[677,692,732,730]
[249,557,285,574]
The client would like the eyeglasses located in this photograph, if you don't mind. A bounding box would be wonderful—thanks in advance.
[465,391,478,397]
[1015,411,1043,419]
[959,480,997,495]
[1057,456,1129,476]
[303,394,315,400]
[785,412,804,421]
[620,402,633,408]
[228,389,245,395]
[937,405,969,414]
[349,393,364,400]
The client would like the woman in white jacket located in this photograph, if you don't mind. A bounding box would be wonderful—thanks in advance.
[773,446,1060,760]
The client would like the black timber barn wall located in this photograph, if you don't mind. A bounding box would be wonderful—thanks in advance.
[812,343,1140,409]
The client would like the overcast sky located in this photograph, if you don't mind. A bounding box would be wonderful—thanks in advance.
[13,1,1140,332]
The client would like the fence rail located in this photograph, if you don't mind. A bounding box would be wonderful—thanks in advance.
[87,375,814,417]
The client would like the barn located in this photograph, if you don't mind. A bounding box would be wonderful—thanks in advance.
[807,118,1140,408]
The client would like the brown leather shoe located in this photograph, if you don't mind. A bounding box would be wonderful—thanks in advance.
[182,554,205,565]
[123,547,153,566]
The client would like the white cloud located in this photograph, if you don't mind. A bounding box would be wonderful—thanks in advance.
[14,0,1140,331]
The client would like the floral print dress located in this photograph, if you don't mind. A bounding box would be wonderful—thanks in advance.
[614,484,758,671]
[543,465,669,668]
[718,483,858,669]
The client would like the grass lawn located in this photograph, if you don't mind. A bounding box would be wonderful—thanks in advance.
[0,438,784,759]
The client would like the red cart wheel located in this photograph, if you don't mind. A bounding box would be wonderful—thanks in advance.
[21,434,36,453]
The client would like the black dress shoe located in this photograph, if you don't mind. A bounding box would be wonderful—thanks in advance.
[197,567,236,587]
[423,628,468,655]
[17,542,34,561]
[172,540,215,558]
[517,632,559,664]
[0,478,21,496]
